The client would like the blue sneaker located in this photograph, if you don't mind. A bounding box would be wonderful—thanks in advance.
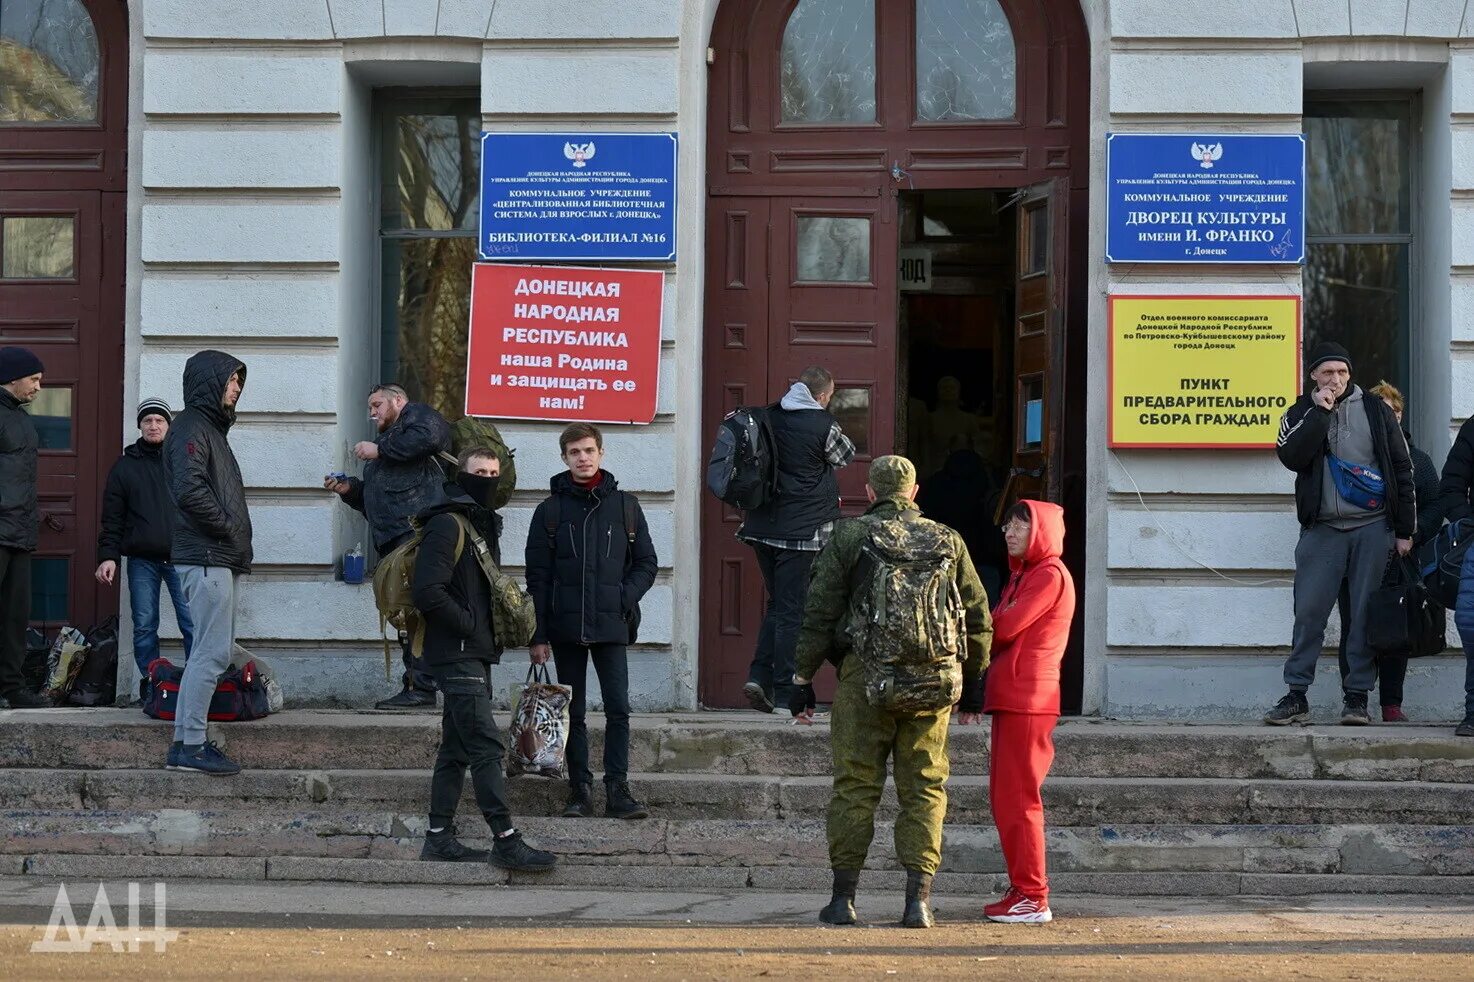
[166,741,241,775]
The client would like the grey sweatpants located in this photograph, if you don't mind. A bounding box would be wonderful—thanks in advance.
[1285,522,1392,694]
[173,565,239,746]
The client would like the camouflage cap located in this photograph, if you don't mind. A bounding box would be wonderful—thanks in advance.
[867,455,917,497]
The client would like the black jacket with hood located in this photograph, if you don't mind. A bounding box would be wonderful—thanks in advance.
[0,386,39,552]
[1440,416,1474,524]
[524,470,658,646]
[163,351,253,573]
[97,439,175,563]
[341,401,452,551]
[411,481,504,668]
[1275,386,1416,539]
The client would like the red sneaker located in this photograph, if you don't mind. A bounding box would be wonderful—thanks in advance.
[1382,705,1408,723]
[984,887,1052,924]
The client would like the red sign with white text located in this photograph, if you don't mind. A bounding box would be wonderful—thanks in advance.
[465,263,664,424]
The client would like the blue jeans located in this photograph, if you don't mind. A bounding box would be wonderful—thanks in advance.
[127,558,194,676]
[1455,546,1474,720]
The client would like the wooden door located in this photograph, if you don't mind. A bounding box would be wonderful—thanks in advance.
[1000,178,1069,514]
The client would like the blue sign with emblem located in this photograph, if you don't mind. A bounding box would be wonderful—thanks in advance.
[478,132,677,262]
[1106,134,1305,264]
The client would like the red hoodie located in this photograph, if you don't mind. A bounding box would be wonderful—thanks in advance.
[983,499,1076,716]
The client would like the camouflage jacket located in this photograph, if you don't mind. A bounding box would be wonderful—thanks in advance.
[793,496,992,683]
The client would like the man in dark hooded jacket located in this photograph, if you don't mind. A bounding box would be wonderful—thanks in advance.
[0,346,49,708]
[411,445,556,871]
[525,423,658,822]
[326,383,452,709]
[162,351,252,775]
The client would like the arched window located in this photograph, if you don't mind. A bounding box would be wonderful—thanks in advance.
[0,0,101,123]
[915,0,1016,121]
[779,0,876,124]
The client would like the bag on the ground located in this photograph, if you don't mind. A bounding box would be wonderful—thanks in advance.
[440,416,516,510]
[43,626,89,704]
[1327,453,1386,511]
[542,492,642,644]
[506,663,573,779]
[1366,555,1446,659]
[844,512,967,713]
[1422,516,1474,609]
[706,405,777,510]
[142,656,272,722]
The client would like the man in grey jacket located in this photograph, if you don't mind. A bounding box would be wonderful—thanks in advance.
[1267,341,1415,726]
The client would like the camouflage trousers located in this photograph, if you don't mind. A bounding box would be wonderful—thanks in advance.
[826,662,951,875]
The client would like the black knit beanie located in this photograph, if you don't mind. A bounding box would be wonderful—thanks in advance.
[1307,341,1353,375]
[0,347,44,385]
[137,397,173,427]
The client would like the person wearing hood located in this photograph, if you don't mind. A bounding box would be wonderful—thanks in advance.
[410,445,557,872]
[524,422,658,821]
[1441,401,1474,737]
[736,365,857,715]
[958,499,1074,925]
[162,350,252,775]
[1268,342,1415,727]
[791,456,992,929]
[96,399,194,701]
[0,346,50,709]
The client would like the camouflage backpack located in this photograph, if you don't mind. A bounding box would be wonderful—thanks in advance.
[441,416,517,511]
[844,511,966,713]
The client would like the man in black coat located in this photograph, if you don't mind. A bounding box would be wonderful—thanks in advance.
[1267,342,1415,727]
[525,423,658,821]
[1441,415,1474,736]
[0,347,49,708]
[326,383,452,709]
[412,446,555,871]
[96,399,194,701]
[162,351,252,775]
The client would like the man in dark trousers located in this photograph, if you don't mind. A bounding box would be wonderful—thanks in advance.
[525,423,658,821]
[326,383,452,709]
[412,445,556,870]
[0,347,49,709]
[1267,341,1415,727]
[737,365,856,714]
[163,351,252,774]
[96,398,194,701]
[1440,414,1474,737]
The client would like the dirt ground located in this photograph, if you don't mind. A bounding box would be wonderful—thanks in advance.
[3,889,1473,981]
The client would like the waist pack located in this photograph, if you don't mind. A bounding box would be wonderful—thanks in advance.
[844,512,966,714]
[506,664,573,779]
[1365,555,1446,659]
[143,657,272,722]
[1328,453,1386,511]
[1422,517,1474,610]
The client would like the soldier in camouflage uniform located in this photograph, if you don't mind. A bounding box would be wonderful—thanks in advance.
[791,455,992,928]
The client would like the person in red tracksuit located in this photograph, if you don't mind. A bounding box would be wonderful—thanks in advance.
[958,499,1075,924]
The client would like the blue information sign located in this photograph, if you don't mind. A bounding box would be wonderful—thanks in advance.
[479,132,677,262]
[1106,134,1305,264]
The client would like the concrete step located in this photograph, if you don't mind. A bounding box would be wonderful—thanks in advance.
[4,809,1472,879]
[5,768,1472,827]
[4,708,1474,782]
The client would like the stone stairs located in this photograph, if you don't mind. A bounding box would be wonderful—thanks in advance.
[3,708,1473,896]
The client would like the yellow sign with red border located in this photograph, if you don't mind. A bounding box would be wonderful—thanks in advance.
[1109,295,1301,448]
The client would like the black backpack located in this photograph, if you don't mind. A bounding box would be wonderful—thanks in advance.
[1422,517,1474,609]
[706,405,777,510]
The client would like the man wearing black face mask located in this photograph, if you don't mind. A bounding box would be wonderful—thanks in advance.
[410,446,555,871]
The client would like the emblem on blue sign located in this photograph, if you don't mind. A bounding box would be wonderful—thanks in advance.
[1190,141,1223,169]
[564,141,595,168]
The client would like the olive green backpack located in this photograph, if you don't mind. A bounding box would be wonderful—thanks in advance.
[440,416,516,510]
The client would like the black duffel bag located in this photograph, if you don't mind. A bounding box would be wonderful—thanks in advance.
[1366,554,1446,658]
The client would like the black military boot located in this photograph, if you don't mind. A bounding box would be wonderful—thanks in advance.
[819,868,860,925]
[419,825,490,863]
[604,779,649,820]
[901,869,935,928]
[562,782,594,818]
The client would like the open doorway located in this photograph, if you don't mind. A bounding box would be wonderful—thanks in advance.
[897,189,1017,605]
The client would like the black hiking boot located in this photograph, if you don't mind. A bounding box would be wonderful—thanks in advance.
[818,869,859,925]
[901,869,935,928]
[375,688,435,711]
[604,779,649,820]
[1340,691,1371,726]
[489,830,556,872]
[742,681,775,714]
[4,688,50,709]
[562,782,594,818]
[1456,716,1474,737]
[420,825,490,863]
[1263,690,1309,726]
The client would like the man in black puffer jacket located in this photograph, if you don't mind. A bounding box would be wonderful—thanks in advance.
[326,383,452,709]
[162,351,252,775]
[412,445,556,871]
[96,398,194,701]
[0,346,49,709]
[1441,415,1474,736]
[525,423,658,821]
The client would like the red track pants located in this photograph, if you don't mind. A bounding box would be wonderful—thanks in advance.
[988,711,1058,901]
